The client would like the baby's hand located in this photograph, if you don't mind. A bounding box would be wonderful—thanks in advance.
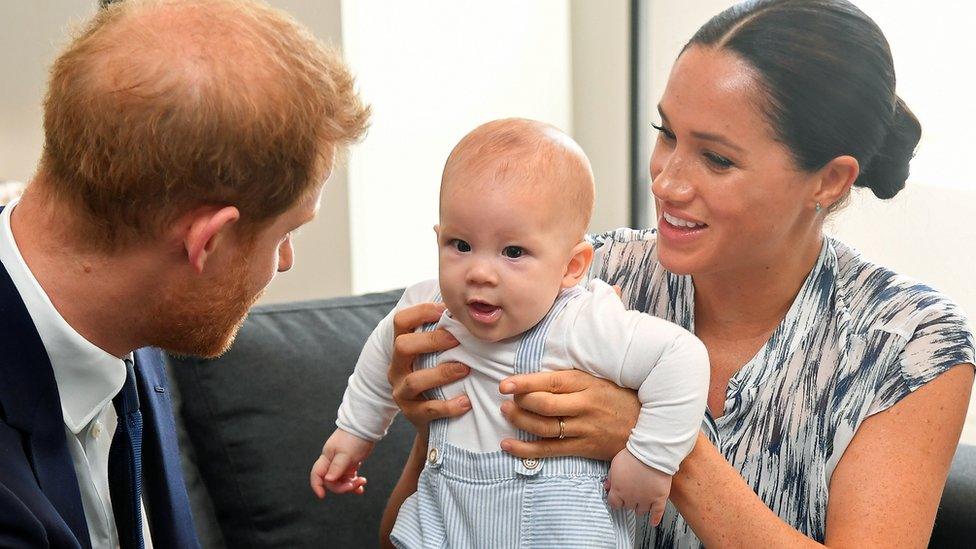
[309,429,375,499]
[606,449,672,527]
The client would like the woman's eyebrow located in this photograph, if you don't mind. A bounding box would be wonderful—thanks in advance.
[658,104,745,154]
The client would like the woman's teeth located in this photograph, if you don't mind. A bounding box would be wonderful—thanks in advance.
[663,211,705,228]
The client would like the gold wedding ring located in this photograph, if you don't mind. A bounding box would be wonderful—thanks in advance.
[558,417,566,439]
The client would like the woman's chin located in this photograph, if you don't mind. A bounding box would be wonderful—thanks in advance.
[656,247,701,276]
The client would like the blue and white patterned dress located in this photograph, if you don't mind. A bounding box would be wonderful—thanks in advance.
[587,228,976,548]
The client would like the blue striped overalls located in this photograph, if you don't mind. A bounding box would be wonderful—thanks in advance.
[390,288,635,548]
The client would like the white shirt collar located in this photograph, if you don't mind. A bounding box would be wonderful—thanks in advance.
[0,200,127,434]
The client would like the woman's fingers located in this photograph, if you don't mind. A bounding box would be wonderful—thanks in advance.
[393,302,446,337]
[393,362,470,401]
[389,329,459,381]
[389,303,456,382]
[394,329,459,358]
[511,391,584,418]
[499,369,594,396]
[400,394,472,424]
[499,371,639,461]
[500,436,577,459]
[500,400,569,438]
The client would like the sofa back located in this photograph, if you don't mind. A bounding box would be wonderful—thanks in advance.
[168,290,412,548]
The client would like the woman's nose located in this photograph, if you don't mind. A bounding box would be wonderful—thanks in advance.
[651,150,694,204]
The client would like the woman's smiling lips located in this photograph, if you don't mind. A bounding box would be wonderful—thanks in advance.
[658,209,708,244]
[467,300,502,324]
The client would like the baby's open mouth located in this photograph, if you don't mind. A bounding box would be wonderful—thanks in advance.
[467,300,502,324]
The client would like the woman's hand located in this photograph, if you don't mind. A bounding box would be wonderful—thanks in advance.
[497,369,640,460]
[387,302,471,433]
[381,302,471,547]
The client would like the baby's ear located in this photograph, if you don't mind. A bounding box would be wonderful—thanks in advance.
[562,241,594,288]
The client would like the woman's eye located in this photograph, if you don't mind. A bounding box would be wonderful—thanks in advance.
[451,239,471,253]
[502,246,524,259]
[651,123,676,142]
[704,152,734,169]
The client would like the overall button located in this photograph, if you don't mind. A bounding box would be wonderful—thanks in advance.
[522,457,539,470]
[427,447,439,463]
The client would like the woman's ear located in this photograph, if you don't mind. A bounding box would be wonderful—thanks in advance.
[815,155,859,211]
[562,241,594,288]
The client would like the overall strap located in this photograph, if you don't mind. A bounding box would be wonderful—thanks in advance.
[514,286,584,442]
[416,293,450,466]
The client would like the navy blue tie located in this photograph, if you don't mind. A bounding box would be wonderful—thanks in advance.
[108,358,146,549]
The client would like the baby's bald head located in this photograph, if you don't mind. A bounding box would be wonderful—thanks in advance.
[440,118,594,240]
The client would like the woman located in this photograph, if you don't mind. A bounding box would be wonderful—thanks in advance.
[381,1,975,546]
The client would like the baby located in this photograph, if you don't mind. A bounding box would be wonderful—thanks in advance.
[311,118,709,547]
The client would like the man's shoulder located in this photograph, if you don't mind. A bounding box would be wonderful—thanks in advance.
[0,416,80,548]
[0,415,42,518]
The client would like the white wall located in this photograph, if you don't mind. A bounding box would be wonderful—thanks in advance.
[340,0,573,294]
[0,2,98,183]
[571,0,630,234]
[259,0,353,303]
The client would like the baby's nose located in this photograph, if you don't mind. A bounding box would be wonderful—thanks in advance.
[465,260,498,285]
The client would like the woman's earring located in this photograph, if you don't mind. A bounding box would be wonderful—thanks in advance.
[815,202,822,213]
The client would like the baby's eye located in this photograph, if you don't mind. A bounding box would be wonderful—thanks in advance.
[502,246,524,259]
[451,239,471,253]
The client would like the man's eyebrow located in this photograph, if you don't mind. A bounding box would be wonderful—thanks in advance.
[657,105,744,154]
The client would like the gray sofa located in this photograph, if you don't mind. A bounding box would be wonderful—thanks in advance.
[165,290,975,548]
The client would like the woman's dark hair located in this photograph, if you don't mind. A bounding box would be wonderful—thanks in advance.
[687,0,920,200]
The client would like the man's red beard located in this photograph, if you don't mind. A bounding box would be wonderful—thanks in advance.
[148,250,265,358]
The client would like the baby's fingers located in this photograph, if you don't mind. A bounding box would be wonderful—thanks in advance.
[326,475,368,495]
[324,453,354,482]
[634,500,650,518]
[648,500,666,527]
[309,456,330,499]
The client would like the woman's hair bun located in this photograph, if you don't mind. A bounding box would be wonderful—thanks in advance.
[854,97,921,199]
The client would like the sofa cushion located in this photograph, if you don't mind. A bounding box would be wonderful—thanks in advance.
[930,443,976,548]
[168,289,411,548]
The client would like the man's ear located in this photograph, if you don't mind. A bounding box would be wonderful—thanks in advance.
[814,155,859,212]
[183,206,241,273]
[562,240,594,288]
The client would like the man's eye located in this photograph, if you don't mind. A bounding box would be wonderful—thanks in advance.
[452,239,471,252]
[503,246,524,259]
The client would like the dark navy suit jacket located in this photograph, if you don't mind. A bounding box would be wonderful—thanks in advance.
[0,207,200,548]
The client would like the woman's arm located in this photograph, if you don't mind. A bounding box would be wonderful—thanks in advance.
[822,364,973,547]
[378,303,471,548]
[500,364,973,548]
[380,435,428,549]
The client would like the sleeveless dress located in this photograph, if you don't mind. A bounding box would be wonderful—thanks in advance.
[586,228,975,547]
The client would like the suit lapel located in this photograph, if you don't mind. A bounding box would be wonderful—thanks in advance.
[134,347,200,549]
[0,226,92,549]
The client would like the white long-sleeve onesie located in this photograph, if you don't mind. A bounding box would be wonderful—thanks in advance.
[336,278,709,474]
